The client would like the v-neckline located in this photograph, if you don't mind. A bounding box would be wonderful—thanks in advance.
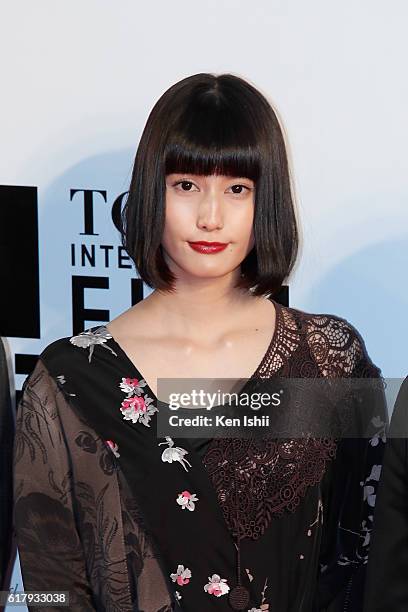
[101,297,283,407]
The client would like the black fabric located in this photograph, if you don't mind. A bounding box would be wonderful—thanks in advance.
[14,300,388,611]
[363,377,408,611]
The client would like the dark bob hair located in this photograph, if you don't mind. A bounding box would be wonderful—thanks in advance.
[120,72,299,297]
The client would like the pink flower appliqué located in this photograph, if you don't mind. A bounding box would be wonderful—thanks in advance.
[119,376,158,427]
[106,440,120,458]
[120,377,144,393]
[176,490,199,511]
[170,564,191,586]
[204,574,230,597]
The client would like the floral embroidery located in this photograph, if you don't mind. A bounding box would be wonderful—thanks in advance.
[204,574,230,597]
[170,564,191,586]
[106,439,120,458]
[176,490,198,511]
[69,326,118,363]
[336,462,383,566]
[175,590,182,601]
[248,576,269,611]
[75,432,98,454]
[203,574,230,597]
[55,374,76,396]
[298,498,324,561]
[158,437,192,472]
[120,377,147,393]
[361,464,382,507]
[361,518,372,546]
[308,498,324,536]
[119,376,158,427]
[370,416,386,446]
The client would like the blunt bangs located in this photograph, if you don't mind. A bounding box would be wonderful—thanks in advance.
[163,91,262,182]
[121,73,299,297]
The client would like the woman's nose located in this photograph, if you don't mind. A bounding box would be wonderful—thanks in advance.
[196,191,224,231]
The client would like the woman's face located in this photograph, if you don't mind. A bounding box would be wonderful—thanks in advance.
[162,173,255,282]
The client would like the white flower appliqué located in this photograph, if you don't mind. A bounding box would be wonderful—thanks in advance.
[203,574,230,597]
[159,437,192,472]
[119,377,158,427]
[369,415,387,446]
[170,564,192,586]
[55,374,76,396]
[176,490,198,511]
[245,568,254,582]
[70,326,118,363]
[106,439,120,458]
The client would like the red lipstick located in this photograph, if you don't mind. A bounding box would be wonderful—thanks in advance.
[188,241,228,254]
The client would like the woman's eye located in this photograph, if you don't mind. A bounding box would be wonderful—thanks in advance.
[174,180,197,191]
[229,184,250,195]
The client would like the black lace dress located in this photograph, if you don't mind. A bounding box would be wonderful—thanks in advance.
[13,299,387,612]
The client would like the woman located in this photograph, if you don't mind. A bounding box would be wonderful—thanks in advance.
[13,73,387,612]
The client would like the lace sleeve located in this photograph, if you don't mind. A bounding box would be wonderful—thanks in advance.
[12,359,97,611]
[314,320,388,612]
[362,376,408,611]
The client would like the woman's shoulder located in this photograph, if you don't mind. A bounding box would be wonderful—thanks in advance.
[20,326,117,412]
[282,300,363,338]
[40,333,73,359]
[280,301,379,376]
[37,325,113,375]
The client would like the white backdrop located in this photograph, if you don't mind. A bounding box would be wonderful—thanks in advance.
[2,0,407,607]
